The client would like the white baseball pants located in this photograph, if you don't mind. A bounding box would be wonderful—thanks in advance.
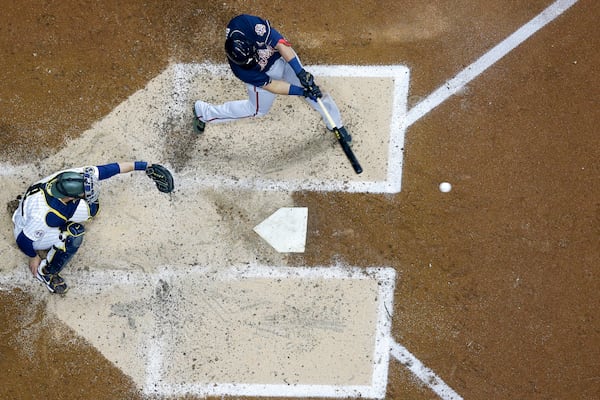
[194,58,343,129]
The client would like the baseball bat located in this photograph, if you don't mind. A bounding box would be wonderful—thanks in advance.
[316,97,363,174]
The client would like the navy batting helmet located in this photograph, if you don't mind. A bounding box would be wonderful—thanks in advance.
[225,32,258,69]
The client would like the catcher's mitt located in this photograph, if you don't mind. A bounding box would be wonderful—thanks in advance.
[145,164,174,193]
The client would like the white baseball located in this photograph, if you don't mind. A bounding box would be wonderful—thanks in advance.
[439,182,452,193]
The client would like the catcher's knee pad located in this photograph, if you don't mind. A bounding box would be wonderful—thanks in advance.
[45,222,85,275]
[61,222,85,251]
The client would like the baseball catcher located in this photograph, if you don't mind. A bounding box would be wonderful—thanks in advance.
[192,14,352,144]
[11,161,174,294]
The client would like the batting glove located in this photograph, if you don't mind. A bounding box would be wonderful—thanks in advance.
[296,69,315,89]
[302,85,322,101]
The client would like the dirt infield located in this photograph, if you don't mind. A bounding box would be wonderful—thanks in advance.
[1,1,598,399]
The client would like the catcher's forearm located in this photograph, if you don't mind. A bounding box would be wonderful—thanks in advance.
[115,161,148,174]
[93,161,173,193]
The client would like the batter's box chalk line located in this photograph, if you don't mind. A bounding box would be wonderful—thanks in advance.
[141,264,396,399]
[0,264,457,399]
[172,63,410,194]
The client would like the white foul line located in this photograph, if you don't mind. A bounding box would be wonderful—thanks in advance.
[404,0,579,128]
[391,341,463,400]
[391,1,579,399]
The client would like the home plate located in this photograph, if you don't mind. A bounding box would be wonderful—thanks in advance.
[253,207,308,253]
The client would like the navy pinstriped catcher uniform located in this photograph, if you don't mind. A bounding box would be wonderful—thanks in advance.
[12,161,157,294]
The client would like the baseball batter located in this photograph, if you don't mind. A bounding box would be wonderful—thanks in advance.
[193,14,352,143]
[12,161,174,294]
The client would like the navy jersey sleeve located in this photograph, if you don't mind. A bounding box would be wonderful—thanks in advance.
[97,163,121,180]
[16,231,37,257]
[264,22,284,47]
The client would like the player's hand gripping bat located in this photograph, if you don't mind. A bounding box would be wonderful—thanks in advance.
[316,97,363,174]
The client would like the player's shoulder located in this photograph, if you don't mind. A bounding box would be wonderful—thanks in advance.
[22,188,53,215]
[229,14,267,26]
[227,14,271,36]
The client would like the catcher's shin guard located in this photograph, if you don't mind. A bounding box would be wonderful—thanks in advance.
[44,222,85,275]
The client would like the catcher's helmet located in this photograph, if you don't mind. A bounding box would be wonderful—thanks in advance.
[50,172,85,199]
[50,169,99,202]
[225,32,258,69]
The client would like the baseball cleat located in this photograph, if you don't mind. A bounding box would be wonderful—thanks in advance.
[193,105,205,134]
[193,118,205,133]
[36,265,68,294]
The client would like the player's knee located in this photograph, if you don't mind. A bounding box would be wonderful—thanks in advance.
[61,222,85,251]
[45,222,85,274]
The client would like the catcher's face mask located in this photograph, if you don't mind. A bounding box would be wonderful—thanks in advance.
[83,167,99,203]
